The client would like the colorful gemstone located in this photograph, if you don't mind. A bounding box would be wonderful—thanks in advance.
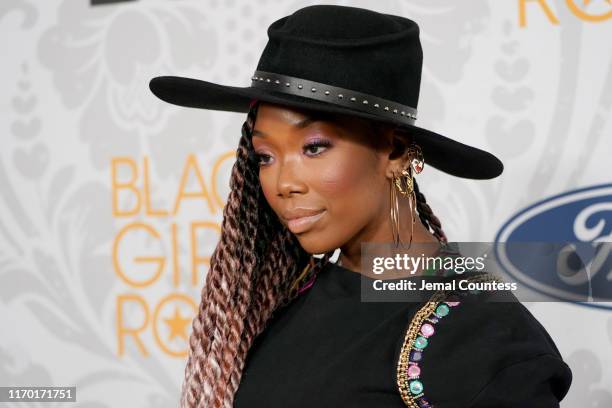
[414,336,428,349]
[420,323,435,337]
[407,364,421,378]
[409,350,422,362]
[416,396,432,407]
[435,304,450,316]
[445,301,460,307]
[409,380,424,395]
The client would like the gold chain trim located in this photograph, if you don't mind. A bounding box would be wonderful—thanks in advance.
[396,272,503,407]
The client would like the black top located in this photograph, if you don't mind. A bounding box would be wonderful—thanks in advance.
[233,261,572,408]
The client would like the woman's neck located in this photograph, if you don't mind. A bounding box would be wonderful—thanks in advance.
[337,220,442,274]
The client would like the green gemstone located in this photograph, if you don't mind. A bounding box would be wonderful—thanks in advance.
[436,304,450,316]
[409,380,424,395]
[414,336,428,349]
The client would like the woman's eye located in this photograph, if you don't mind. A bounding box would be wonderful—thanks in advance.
[304,140,331,156]
[254,153,271,166]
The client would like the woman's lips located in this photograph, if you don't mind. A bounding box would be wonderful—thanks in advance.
[286,210,325,234]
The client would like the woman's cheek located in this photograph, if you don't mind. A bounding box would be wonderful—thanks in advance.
[258,172,279,210]
[314,162,367,225]
[314,157,364,197]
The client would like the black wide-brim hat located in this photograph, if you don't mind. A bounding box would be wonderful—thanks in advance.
[149,5,503,180]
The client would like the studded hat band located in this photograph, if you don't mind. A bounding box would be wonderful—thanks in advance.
[250,70,418,126]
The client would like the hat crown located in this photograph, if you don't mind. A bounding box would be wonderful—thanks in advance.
[270,5,409,42]
[256,5,423,109]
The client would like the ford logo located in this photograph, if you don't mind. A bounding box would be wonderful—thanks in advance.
[494,183,612,309]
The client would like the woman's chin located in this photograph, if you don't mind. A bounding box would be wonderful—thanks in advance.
[295,233,335,255]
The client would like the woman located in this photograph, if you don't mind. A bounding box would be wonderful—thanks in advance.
[149,5,572,407]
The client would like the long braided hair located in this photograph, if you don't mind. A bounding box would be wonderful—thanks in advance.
[179,101,446,407]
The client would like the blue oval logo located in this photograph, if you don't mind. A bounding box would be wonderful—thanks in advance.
[494,183,612,309]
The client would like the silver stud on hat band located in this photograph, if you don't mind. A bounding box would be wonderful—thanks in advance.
[250,70,418,125]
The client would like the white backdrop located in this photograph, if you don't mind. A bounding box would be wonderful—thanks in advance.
[0,0,611,406]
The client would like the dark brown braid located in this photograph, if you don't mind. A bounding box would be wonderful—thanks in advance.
[413,179,448,244]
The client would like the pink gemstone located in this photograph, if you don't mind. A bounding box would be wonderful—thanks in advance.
[407,364,421,378]
[446,301,460,307]
[420,323,435,337]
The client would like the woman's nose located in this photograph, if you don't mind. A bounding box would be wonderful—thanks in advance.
[276,157,307,197]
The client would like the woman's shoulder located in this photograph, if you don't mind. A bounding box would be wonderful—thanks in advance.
[394,276,573,407]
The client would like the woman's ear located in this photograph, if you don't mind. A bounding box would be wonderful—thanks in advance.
[384,127,413,179]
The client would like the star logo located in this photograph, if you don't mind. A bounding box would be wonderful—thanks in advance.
[164,306,192,341]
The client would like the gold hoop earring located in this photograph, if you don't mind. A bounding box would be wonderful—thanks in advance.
[389,174,402,248]
[389,143,424,249]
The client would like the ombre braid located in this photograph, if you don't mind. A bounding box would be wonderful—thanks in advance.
[179,101,333,408]
[180,103,446,408]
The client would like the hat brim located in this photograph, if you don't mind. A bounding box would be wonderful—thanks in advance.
[149,75,503,180]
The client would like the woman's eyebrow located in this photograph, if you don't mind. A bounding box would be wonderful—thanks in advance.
[253,112,333,138]
[294,116,320,129]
